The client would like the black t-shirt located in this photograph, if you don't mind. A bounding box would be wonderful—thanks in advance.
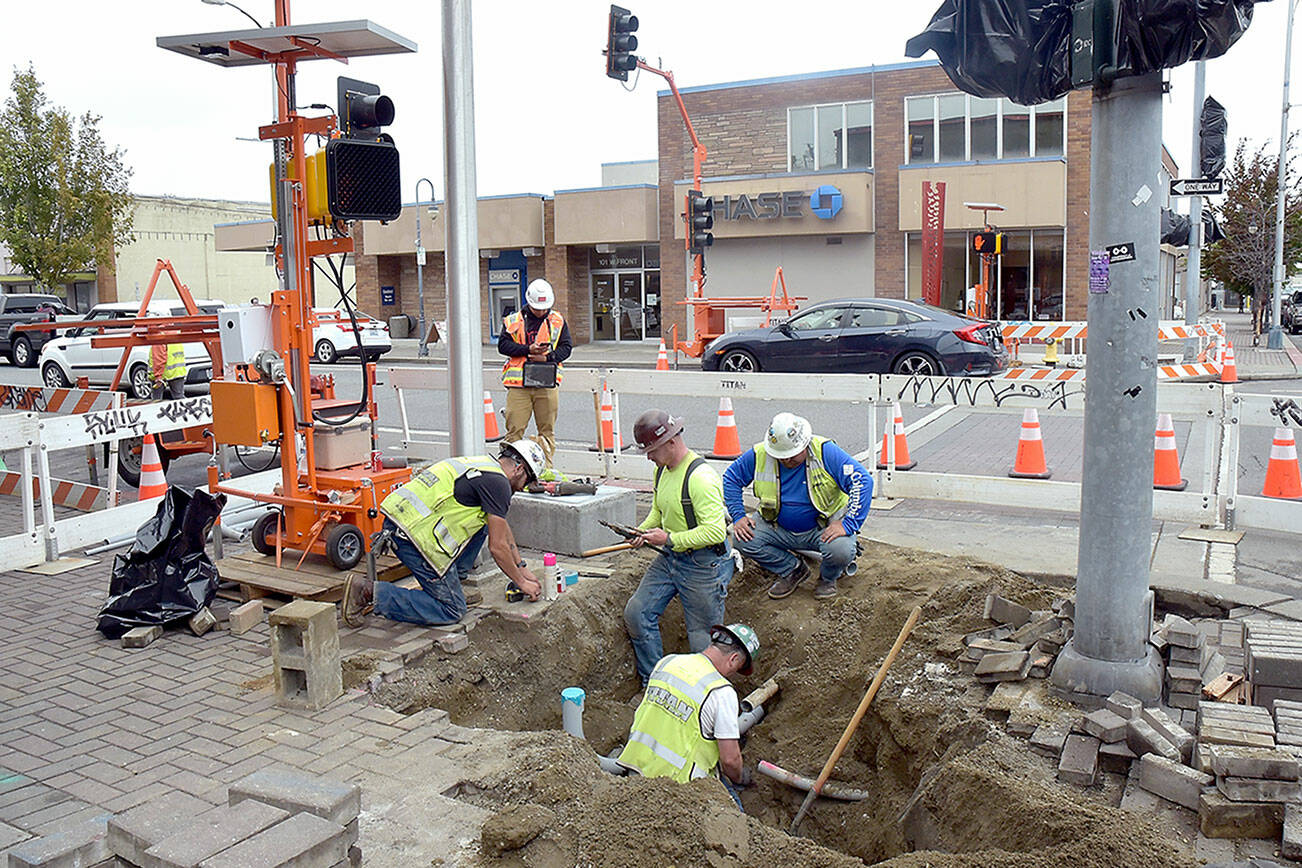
[452,469,512,518]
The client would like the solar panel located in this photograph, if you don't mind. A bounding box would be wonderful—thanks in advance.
[156,20,416,68]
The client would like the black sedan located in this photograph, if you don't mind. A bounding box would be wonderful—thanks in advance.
[700,298,1008,376]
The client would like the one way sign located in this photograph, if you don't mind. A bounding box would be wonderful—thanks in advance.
[1169,178,1224,197]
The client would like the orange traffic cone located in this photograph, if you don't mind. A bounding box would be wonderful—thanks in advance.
[1009,408,1052,479]
[655,339,670,371]
[591,385,615,452]
[1153,412,1188,491]
[137,434,168,500]
[705,397,742,460]
[877,402,917,470]
[483,391,504,442]
[1220,341,1239,384]
[1262,427,1302,500]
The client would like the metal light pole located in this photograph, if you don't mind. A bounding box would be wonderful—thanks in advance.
[1269,0,1298,350]
[1185,61,1206,358]
[413,177,437,359]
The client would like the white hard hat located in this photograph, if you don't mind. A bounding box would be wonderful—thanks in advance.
[502,438,546,482]
[765,412,812,460]
[525,279,555,311]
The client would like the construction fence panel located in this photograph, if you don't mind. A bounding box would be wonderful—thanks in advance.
[0,412,45,569]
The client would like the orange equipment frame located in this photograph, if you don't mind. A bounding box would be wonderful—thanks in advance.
[673,267,806,360]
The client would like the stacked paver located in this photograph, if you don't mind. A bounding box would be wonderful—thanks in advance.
[1194,702,1291,842]
[1245,621,1302,709]
[1048,691,1196,787]
[1273,700,1302,859]
[1157,614,1225,714]
[961,594,1073,684]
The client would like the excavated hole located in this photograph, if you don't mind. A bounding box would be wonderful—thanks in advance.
[373,545,1194,868]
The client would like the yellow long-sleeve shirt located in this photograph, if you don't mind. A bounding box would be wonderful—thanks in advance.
[637,449,728,552]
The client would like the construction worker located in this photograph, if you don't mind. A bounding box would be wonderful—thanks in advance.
[617,623,759,810]
[498,278,572,467]
[723,412,872,600]
[342,439,547,627]
[150,342,187,400]
[624,409,735,686]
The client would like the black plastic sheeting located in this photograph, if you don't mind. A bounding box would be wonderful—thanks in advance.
[96,487,226,639]
[906,0,1261,105]
[1201,96,1228,179]
[1160,208,1227,246]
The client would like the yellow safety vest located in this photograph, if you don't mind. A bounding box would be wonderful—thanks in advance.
[752,436,849,527]
[164,344,188,381]
[501,310,564,388]
[379,456,503,574]
[617,652,731,783]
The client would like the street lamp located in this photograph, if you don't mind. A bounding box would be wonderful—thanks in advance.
[414,178,439,358]
[1269,0,1299,350]
[199,0,265,29]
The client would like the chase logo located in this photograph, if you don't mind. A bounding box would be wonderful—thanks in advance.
[810,185,843,220]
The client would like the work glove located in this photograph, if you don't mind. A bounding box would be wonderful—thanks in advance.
[735,765,754,788]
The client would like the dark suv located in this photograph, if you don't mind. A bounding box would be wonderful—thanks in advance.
[1284,290,1302,335]
[0,294,76,368]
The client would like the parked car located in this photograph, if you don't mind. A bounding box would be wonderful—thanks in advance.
[38,301,219,399]
[0,293,77,368]
[311,308,392,364]
[1284,290,1302,335]
[700,298,1008,376]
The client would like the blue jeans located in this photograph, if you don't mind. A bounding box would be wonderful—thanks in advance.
[624,544,734,685]
[734,516,856,584]
[373,518,484,626]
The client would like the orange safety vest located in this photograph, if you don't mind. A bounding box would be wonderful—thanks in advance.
[501,310,564,388]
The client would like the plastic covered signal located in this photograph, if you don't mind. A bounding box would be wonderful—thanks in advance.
[687,190,714,255]
[606,5,639,81]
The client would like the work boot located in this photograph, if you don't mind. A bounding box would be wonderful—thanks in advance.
[767,561,810,600]
[342,574,374,627]
[813,578,838,600]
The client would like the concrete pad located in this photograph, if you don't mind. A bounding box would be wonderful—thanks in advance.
[1178,527,1245,545]
[507,485,637,557]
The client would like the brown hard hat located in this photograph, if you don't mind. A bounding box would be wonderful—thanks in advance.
[633,409,684,452]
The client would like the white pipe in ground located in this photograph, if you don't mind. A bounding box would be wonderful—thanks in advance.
[561,687,585,740]
[794,549,858,576]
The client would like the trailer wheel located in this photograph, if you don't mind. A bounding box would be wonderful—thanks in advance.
[251,510,283,556]
[325,523,365,570]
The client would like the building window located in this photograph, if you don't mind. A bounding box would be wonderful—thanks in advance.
[788,100,873,172]
[906,228,1065,320]
[904,93,1067,164]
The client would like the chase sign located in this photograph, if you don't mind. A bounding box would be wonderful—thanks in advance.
[714,184,844,222]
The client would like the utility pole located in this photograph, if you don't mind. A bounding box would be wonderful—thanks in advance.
[1051,70,1164,703]
[443,0,484,454]
[1185,61,1206,359]
[1269,0,1297,350]
[414,177,435,359]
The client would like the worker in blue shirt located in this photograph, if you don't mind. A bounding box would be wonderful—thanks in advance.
[722,413,872,600]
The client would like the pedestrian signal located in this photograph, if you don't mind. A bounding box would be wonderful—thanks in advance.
[973,232,1002,255]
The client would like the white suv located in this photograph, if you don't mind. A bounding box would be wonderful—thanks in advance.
[312,308,392,364]
[38,301,218,399]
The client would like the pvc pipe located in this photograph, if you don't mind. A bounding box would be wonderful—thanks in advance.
[737,705,765,735]
[756,760,870,801]
[794,549,858,576]
[599,754,628,775]
[561,687,585,740]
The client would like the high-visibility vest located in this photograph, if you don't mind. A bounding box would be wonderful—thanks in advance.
[752,436,849,527]
[164,344,187,381]
[501,310,564,387]
[379,456,504,574]
[617,652,731,783]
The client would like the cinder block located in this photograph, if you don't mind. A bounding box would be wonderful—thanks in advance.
[1126,718,1181,763]
[228,600,264,636]
[188,607,216,637]
[1217,775,1302,803]
[1284,803,1302,859]
[198,813,346,868]
[983,594,1031,628]
[108,792,212,864]
[437,633,468,654]
[122,626,163,649]
[1029,725,1066,758]
[269,600,342,710]
[228,769,361,827]
[507,485,637,557]
[140,800,289,868]
[1058,734,1100,786]
[1138,754,1213,810]
[7,819,109,868]
[1141,707,1194,761]
[1207,745,1301,782]
[1105,692,1143,720]
[1081,709,1128,743]
[1199,790,1284,839]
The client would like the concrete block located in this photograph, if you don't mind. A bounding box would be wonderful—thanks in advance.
[228,600,264,636]
[1217,775,1302,803]
[1058,734,1100,786]
[188,607,217,637]
[121,625,163,648]
[507,485,637,557]
[1138,754,1213,810]
[1081,709,1129,743]
[1010,616,1060,650]
[108,792,212,864]
[1284,803,1302,860]
[1029,724,1067,758]
[228,769,360,827]
[1099,740,1137,775]
[1169,644,1202,666]
[1252,683,1302,710]
[1166,665,1202,693]
[1207,745,1301,781]
[1126,718,1181,763]
[1054,598,1075,620]
[140,800,289,868]
[1200,650,1226,682]
[1199,790,1284,839]
[198,813,346,868]
[974,651,1031,682]
[1248,648,1302,686]
[1168,691,1201,710]
[269,600,342,710]
[1199,724,1277,749]
[1142,707,1194,761]
[7,819,109,868]
[1199,701,1278,732]
[983,594,1031,628]
[1166,615,1202,649]
[963,638,1021,661]
[1105,692,1143,720]
[437,633,469,654]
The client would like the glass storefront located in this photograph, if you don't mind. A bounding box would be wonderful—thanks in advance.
[590,245,660,341]
[906,228,1065,321]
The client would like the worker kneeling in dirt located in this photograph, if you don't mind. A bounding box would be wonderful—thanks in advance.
[724,412,872,601]
[617,623,760,810]
[624,409,735,686]
[342,439,546,627]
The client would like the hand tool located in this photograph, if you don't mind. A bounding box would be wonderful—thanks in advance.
[599,519,669,556]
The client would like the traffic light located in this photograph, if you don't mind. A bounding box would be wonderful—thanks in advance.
[337,76,395,141]
[326,76,401,222]
[606,5,639,81]
[972,231,1002,255]
[686,189,713,255]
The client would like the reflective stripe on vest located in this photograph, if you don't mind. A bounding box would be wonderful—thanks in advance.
[753,436,849,526]
[617,653,730,783]
[501,310,564,387]
[379,455,503,574]
[164,344,187,381]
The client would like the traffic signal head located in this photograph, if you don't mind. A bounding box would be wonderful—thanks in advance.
[972,231,1002,255]
[686,189,714,255]
[606,5,639,81]
[325,138,402,222]
[337,76,395,140]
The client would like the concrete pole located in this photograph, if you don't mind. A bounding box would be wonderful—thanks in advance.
[1051,72,1164,704]
[1185,61,1205,358]
[442,0,485,454]
[1269,0,1297,350]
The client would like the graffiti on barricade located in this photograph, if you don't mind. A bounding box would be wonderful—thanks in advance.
[83,407,147,440]
[892,375,1087,410]
[0,386,47,413]
[157,396,211,424]
[1271,397,1302,428]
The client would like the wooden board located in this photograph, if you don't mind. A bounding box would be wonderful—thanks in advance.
[216,550,409,603]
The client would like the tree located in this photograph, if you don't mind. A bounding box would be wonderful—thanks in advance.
[0,66,133,294]
[1202,138,1302,337]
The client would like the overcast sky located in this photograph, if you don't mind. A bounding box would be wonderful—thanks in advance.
[1,1,1298,208]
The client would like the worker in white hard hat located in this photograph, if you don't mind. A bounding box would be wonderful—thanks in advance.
[342,439,547,627]
[722,413,872,600]
[498,278,572,467]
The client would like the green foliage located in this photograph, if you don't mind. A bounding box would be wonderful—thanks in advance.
[0,65,133,293]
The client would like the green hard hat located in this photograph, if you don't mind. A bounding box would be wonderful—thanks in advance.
[711,623,759,675]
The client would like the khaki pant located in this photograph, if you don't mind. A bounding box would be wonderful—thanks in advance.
[504,386,559,466]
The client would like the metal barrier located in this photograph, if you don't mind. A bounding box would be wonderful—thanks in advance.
[1001,319,1225,357]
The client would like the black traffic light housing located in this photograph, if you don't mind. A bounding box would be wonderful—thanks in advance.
[337,76,395,141]
[972,231,1002,256]
[606,5,639,81]
[686,189,714,255]
[326,76,401,222]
